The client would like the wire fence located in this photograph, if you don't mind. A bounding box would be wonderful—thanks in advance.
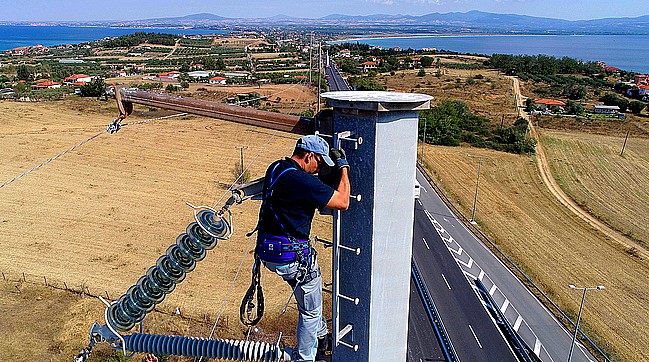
[417,161,611,362]
[0,269,232,331]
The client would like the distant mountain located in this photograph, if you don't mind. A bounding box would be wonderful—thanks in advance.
[9,11,649,35]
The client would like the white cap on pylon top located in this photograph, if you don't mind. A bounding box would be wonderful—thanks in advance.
[321,91,433,112]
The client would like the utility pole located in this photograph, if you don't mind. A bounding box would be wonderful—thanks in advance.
[467,154,483,224]
[620,129,630,156]
[234,146,248,182]
[318,41,322,113]
[309,32,313,85]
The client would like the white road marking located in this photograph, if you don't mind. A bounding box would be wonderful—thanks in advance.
[417,199,422,206]
[500,299,510,314]
[422,237,430,250]
[424,208,552,362]
[534,339,542,356]
[513,315,523,331]
[489,284,498,296]
[462,270,478,280]
[441,273,452,290]
[468,325,483,349]
[443,217,449,223]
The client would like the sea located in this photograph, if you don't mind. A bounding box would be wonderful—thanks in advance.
[1,26,648,74]
[336,34,649,74]
[0,25,227,51]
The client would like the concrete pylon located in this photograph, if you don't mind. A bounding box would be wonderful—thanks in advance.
[321,91,432,362]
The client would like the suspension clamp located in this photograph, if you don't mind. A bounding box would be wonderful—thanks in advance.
[106,117,123,134]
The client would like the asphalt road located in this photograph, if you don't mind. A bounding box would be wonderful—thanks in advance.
[410,201,518,362]
[415,169,598,362]
[407,276,447,362]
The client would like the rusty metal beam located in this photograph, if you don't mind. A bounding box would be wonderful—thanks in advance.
[118,88,314,135]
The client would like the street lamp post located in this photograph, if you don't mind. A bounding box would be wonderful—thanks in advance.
[567,284,605,362]
[467,154,483,224]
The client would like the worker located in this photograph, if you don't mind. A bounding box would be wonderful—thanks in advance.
[255,134,350,361]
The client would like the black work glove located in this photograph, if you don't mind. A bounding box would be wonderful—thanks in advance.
[330,148,349,170]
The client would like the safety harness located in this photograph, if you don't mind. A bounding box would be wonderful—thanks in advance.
[240,161,320,327]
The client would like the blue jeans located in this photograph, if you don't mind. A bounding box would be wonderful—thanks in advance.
[263,259,327,362]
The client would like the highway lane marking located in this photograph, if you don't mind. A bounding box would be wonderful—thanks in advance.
[500,299,510,314]
[489,284,498,296]
[462,270,478,280]
[468,324,483,349]
[422,237,430,250]
[441,273,452,289]
[424,207,553,362]
[513,315,523,331]
[417,199,422,206]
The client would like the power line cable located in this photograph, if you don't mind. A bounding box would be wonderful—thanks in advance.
[0,112,187,190]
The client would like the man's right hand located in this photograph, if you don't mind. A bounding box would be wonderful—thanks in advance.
[330,148,349,170]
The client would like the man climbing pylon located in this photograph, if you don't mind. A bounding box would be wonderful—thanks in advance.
[255,134,350,361]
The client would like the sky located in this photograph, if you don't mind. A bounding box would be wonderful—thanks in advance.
[2,0,648,22]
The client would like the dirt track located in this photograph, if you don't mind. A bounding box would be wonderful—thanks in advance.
[512,77,649,258]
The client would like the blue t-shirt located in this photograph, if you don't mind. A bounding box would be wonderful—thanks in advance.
[257,158,334,240]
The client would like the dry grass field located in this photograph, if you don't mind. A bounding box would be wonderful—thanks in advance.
[421,144,649,361]
[380,60,520,126]
[540,130,649,250]
[0,93,332,360]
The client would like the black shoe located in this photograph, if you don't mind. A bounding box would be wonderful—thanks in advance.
[316,334,332,361]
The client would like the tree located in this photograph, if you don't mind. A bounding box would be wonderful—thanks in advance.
[563,83,587,100]
[417,68,426,77]
[16,64,32,81]
[80,78,106,98]
[565,100,585,115]
[628,100,646,115]
[524,98,537,112]
[420,56,434,67]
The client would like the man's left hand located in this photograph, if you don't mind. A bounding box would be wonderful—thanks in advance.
[330,148,349,170]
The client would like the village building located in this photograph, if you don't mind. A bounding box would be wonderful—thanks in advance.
[634,74,649,85]
[361,61,378,73]
[63,74,93,85]
[32,80,62,89]
[188,70,212,79]
[593,105,621,114]
[534,98,566,110]
[209,76,227,85]
[337,49,351,58]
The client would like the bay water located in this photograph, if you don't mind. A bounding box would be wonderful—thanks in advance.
[337,34,649,74]
[0,25,226,51]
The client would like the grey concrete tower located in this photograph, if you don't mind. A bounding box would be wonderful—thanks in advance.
[320,91,432,362]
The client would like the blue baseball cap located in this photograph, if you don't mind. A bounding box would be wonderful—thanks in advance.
[296,135,334,167]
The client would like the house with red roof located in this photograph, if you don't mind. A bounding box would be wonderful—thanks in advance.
[32,80,62,89]
[63,74,93,85]
[361,61,377,73]
[534,98,566,107]
[209,76,227,85]
[603,66,620,72]
[634,74,649,85]
[534,98,566,112]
